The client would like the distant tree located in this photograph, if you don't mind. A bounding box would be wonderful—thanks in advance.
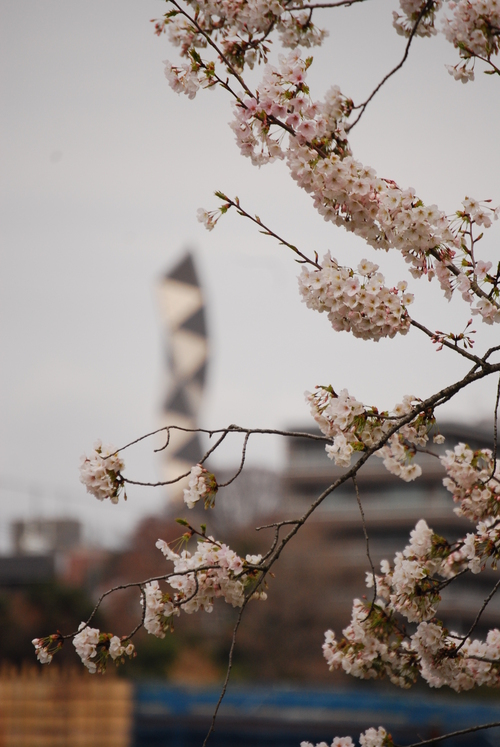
[0,582,102,667]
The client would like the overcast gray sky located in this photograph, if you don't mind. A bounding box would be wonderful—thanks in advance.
[1,0,499,550]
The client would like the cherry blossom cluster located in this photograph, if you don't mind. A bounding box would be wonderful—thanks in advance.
[440,442,500,521]
[306,385,374,467]
[370,519,451,622]
[183,464,218,509]
[412,621,500,690]
[323,600,417,688]
[306,385,433,478]
[229,53,456,269]
[460,518,500,573]
[231,52,352,167]
[33,626,134,673]
[163,58,207,99]
[230,53,500,321]
[32,634,64,665]
[193,50,499,324]
[289,139,499,321]
[443,0,500,81]
[154,0,327,75]
[375,434,424,482]
[298,255,413,342]
[79,440,126,503]
[301,727,392,747]
[443,198,500,322]
[324,599,500,692]
[324,514,500,692]
[156,0,500,87]
[143,536,266,637]
[374,401,437,482]
[72,623,135,673]
[142,580,179,638]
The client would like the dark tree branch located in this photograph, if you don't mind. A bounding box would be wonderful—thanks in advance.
[455,577,500,652]
[397,720,500,747]
[410,318,485,366]
[353,475,378,618]
[202,602,248,747]
[348,1,436,131]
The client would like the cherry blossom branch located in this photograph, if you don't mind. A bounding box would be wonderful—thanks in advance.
[118,424,329,457]
[111,366,500,725]
[74,360,500,726]
[120,426,329,487]
[259,361,500,577]
[121,361,499,509]
[429,247,500,311]
[347,0,435,131]
[168,0,255,96]
[195,59,248,104]
[61,565,228,639]
[464,655,500,665]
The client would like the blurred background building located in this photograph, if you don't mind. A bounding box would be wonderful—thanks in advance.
[158,252,209,501]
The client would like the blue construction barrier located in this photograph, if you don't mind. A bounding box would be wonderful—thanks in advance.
[133,683,500,746]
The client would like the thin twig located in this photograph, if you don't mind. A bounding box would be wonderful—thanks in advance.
[486,373,500,484]
[353,475,377,617]
[484,344,500,362]
[118,424,330,456]
[201,431,229,465]
[124,588,147,641]
[455,577,500,652]
[396,720,500,747]
[468,50,500,76]
[122,426,329,487]
[436,567,469,591]
[123,472,191,487]
[202,602,248,747]
[256,519,301,531]
[463,654,500,665]
[256,520,301,561]
[298,0,367,8]
[217,432,250,487]
[348,0,435,131]
[218,195,321,268]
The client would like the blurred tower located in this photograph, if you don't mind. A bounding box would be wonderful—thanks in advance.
[157,252,208,503]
